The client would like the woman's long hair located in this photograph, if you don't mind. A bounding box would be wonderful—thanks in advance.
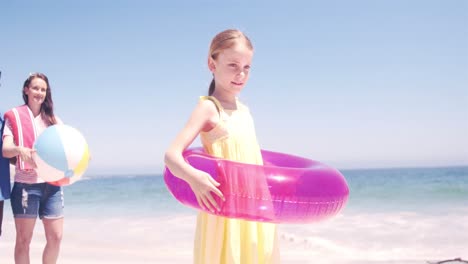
[22,72,57,126]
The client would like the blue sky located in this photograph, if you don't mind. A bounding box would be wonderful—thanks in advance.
[1,1,467,175]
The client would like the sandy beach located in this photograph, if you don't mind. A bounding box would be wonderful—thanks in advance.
[0,168,467,264]
[1,212,466,264]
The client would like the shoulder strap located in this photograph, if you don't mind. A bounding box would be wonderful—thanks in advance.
[199,96,224,114]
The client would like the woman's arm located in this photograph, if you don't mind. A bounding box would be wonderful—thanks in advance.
[2,135,20,158]
[2,135,36,167]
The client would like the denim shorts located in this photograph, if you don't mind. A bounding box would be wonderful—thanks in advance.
[10,182,64,219]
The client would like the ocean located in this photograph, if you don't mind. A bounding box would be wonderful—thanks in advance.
[0,166,467,263]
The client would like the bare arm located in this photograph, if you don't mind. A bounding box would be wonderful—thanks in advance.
[2,135,36,167]
[164,99,225,212]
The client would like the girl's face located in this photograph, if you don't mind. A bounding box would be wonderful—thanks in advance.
[24,77,48,107]
[210,43,253,96]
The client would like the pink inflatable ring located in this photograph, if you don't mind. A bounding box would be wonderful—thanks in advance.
[164,148,349,223]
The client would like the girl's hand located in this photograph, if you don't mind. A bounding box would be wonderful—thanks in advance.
[17,146,37,168]
[187,170,225,213]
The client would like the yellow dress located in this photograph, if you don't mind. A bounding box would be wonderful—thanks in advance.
[194,96,280,264]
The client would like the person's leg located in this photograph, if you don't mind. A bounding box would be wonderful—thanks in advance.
[14,218,37,264]
[10,182,43,264]
[42,218,63,264]
[40,184,64,264]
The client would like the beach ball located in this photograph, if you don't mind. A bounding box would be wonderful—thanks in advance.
[34,124,90,186]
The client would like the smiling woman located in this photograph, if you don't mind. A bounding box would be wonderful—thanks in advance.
[2,72,65,263]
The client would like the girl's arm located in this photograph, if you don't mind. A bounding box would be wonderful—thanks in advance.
[164,99,225,212]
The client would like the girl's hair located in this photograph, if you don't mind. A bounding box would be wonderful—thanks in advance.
[22,72,57,126]
[208,29,253,95]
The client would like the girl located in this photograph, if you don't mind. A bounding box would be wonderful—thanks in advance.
[2,73,64,264]
[165,29,280,263]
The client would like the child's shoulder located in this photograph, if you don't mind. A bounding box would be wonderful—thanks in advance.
[198,96,222,113]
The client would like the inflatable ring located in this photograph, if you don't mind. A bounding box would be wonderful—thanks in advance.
[164,148,349,223]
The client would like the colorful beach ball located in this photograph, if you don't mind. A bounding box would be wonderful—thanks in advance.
[34,124,90,186]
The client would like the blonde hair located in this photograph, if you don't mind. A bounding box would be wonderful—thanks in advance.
[208,29,253,95]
